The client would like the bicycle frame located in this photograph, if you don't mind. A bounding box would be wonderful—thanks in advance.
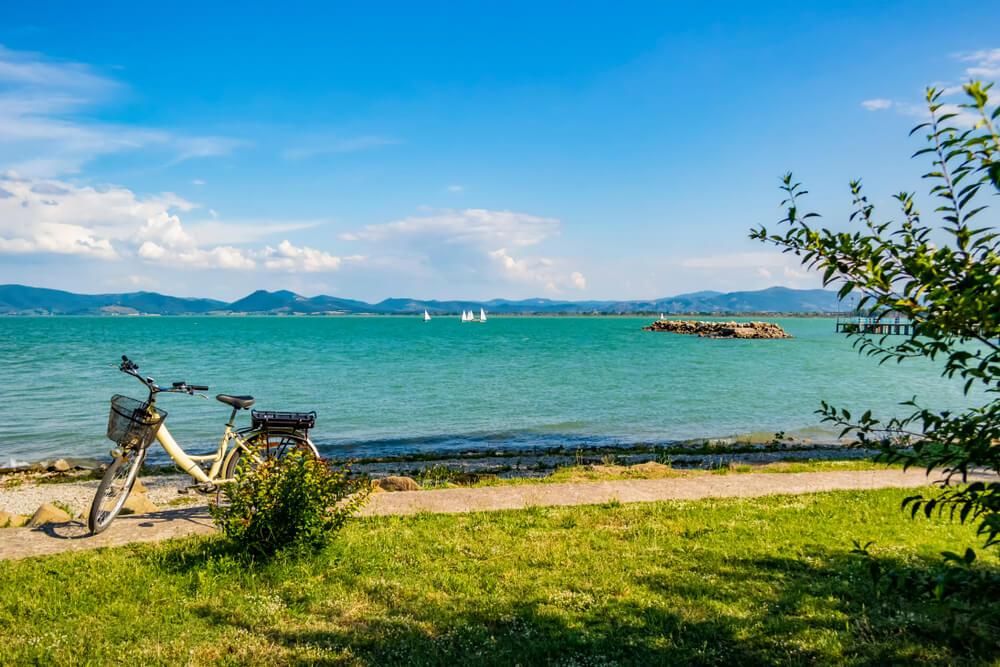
[154,422,248,485]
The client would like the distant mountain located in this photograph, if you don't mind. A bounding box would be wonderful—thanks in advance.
[0,284,847,316]
[0,285,225,315]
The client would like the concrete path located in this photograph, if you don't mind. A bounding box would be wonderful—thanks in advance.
[1,468,994,561]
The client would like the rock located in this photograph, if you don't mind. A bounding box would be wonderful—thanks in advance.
[121,493,158,515]
[133,480,148,493]
[452,472,497,485]
[49,458,71,472]
[642,319,792,339]
[0,511,28,528]
[376,476,420,492]
[27,503,72,527]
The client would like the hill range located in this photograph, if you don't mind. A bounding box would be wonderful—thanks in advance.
[0,284,847,316]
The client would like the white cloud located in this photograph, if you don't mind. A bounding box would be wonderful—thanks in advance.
[191,179,206,186]
[860,49,1000,129]
[349,207,560,248]
[861,99,892,111]
[258,240,342,272]
[956,48,1000,79]
[0,172,341,273]
[447,185,464,192]
[681,251,820,288]
[467,245,572,291]
[0,44,244,176]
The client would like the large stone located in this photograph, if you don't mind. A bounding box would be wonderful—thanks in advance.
[121,493,158,515]
[376,476,420,492]
[133,480,148,493]
[27,503,72,527]
[0,511,28,528]
[642,319,792,339]
[452,472,498,485]
[49,459,71,472]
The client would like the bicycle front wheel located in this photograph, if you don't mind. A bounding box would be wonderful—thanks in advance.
[88,448,146,535]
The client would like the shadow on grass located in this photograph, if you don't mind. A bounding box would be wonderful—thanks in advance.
[195,596,775,666]
[640,552,1000,664]
[174,546,1000,665]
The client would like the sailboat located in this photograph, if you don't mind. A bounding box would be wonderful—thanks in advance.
[480,308,487,322]
[423,309,431,322]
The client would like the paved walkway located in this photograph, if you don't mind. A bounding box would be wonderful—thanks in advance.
[1,468,994,561]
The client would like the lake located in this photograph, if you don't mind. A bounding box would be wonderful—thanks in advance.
[0,316,980,465]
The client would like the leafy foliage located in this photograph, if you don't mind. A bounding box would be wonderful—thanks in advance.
[209,449,370,557]
[751,81,1000,552]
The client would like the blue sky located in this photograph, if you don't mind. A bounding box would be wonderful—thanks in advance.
[0,2,997,301]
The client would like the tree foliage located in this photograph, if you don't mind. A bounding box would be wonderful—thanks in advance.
[750,81,1000,552]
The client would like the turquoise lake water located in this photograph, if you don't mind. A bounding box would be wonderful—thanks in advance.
[0,316,982,465]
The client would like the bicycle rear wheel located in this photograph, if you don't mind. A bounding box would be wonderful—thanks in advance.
[88,448,146,535]
[222,430,318,480]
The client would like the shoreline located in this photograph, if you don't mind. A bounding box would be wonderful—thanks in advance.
[0,312,843,318]
[3,433,855,475]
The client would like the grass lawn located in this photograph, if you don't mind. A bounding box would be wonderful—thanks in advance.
[417,458,904,488]
[1,486,998,665]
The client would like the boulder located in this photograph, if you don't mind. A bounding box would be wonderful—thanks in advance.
[27,503,72,527]
[133,480,148,493]
[376,476,420,492]
[0,511,28,528]
[49,459,71,472]
[642,319,792,339]
[452,472,497,485]
[121,493,158,515]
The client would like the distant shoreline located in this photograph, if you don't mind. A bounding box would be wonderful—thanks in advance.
[0,312,841,318]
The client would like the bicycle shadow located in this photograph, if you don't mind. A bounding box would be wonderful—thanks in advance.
[38,506,214,542]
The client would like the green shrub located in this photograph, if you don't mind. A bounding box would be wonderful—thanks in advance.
[209,449,370,557]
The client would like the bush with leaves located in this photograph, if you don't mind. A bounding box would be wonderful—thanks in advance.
[751,81,1000,553]
[209,449,370,557]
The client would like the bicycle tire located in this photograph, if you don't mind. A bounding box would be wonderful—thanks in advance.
[222,430,318,481]
[88,447,146,535]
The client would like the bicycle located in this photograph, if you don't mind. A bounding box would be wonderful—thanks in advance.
[89,355,319,535]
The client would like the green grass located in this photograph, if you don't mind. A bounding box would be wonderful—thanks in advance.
[1,487,997,665]
[421,458,903,489]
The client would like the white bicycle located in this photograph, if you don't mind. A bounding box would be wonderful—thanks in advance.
[89,355,319,534]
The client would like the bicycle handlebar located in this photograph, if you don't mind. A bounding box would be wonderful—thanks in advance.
[118,356,209,397]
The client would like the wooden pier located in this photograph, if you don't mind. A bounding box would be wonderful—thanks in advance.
[835,312,914,335]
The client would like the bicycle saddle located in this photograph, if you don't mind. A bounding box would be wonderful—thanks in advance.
[216,394,255,409]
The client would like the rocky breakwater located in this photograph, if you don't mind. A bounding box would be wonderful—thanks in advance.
[642,320,792,339]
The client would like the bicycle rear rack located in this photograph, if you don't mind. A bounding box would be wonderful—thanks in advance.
[250,410,316,431]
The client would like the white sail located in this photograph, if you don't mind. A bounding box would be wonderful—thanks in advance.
[480,308,486,322]
[461,310,468,321]
[423,309,431,321]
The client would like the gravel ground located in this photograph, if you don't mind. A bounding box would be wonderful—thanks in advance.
[0,473,202,519]
[1,444,879,520]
